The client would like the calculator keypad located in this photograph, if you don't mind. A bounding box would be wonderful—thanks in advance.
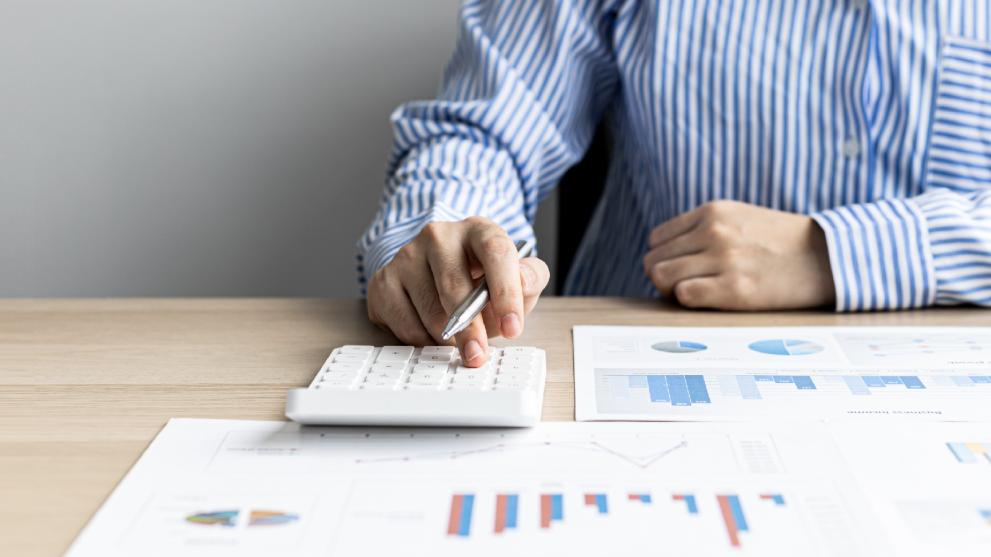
[308,346,539,392]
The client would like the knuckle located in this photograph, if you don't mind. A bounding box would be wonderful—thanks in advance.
[722,246,747,267]
[479,235,512,258]
[675,281,702,307]
[420,222,445,242]
[489,282,521,305]
[437,272,466,298]
[393,243,418,264]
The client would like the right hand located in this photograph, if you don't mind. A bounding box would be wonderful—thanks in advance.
[366,217,550,367]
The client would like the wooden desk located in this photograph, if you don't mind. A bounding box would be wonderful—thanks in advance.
[2,297,987,556]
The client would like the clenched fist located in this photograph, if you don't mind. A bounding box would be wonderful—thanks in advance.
[367,217,550,367]
[643,201,836,310]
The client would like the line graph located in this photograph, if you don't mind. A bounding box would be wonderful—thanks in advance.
[353,438,689,470]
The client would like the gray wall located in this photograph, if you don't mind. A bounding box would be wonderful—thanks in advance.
[0,0,557,297]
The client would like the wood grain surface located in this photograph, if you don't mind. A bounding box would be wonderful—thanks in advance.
[2,297,988,555]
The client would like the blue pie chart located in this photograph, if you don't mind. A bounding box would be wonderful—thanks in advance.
[748,339,823,356]
[652,340,708,354]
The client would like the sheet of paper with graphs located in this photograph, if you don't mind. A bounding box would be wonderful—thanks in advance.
[573,326,991,421]
[66,418,991,557]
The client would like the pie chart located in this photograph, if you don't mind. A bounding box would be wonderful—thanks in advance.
[748,339,824,356]
[186,510,238,527]
[652,340,708,353]
[249,510,299,526]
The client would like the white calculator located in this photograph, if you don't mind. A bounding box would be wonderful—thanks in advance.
[285,345,546,427]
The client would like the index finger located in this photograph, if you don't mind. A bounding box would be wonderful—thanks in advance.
[649,207,705,247]
[467,223,524,339]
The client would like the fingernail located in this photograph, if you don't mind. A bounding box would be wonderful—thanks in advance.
[463,340,483,363]
[501,313,522,338]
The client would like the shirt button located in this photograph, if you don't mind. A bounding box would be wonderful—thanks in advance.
[842,138,861,157]
[852,0,867,8]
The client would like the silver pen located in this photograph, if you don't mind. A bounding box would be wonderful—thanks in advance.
[440,239,536,341]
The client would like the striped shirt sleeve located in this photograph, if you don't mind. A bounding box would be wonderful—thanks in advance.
[813,36,991,311]
[356,0,620,289]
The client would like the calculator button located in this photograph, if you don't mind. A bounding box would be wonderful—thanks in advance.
[413,363,448,373]
[333,353,369,363]
[339,345,374,354]
[497,363,531,374]
[377,346,414,363]
[453,372,487,383]
[502,347,536,356]
[499,355,534,366]
[408,371,445,383]
[455,362,491,373]
[418,353,453,363]
[371,363,405,372]
[367,370,402,381]
[495,372,531,383]
[322,371,358,381]
[326,362,363,373]
[422,345,457,356]
[362,380,398,390]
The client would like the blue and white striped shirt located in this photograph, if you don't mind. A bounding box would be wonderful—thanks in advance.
[359,0,991,311]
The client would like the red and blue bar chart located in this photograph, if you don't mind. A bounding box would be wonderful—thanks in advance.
[584,493,608,514]
[446,494,474,537]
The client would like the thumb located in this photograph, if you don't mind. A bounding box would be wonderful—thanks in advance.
[519,257,550,298]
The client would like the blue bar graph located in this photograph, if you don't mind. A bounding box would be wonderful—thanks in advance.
[844,376,871,395]
[760,494,786,506]
[636,375,711,406]
[585,493,608,514]
[506,495,518,529]
[736,375,761,399]
[673,494,698,514]
[459,495,474,537]
[951,376,974,387]
[863,376,886,387]
[727,495,749,532]
[901,376,925,389]
[668,375,691,406]
[754,375,818,391]
[842,375,927,395]
[606,370,986,407]
[551,494,563,520]
[646,375,670,402]
[686,375,711,402]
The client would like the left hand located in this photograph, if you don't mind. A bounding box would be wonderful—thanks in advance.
[643,200,836,310]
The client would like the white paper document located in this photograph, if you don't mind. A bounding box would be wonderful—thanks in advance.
[829,422,991,556]
[64,418,928,557]
[573,326,991,421]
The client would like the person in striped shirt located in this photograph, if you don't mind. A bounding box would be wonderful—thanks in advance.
[359,0,991,367]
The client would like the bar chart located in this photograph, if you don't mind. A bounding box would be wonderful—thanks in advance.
[442,490,796,550]
[576,326,991,422]
[584,493,609,514]
[539,494,564,529]
[494,494,519,534]
[446,494,475,537]
[593,369,991,420]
